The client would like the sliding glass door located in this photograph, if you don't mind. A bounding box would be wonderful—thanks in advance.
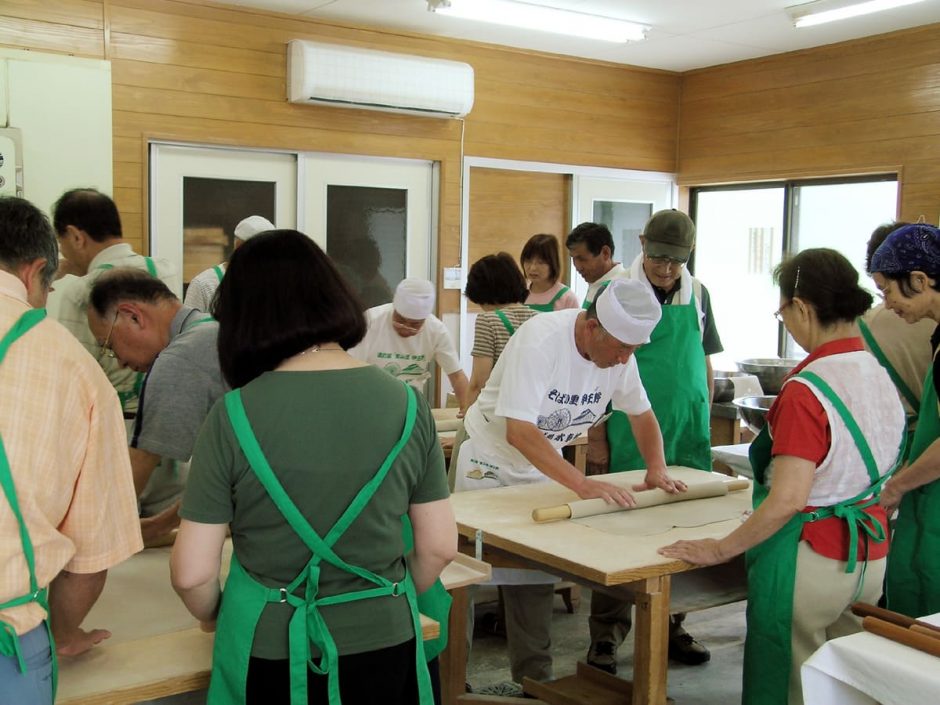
[691,175,898,369]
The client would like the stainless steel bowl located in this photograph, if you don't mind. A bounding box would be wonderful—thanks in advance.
[735,358,802,395]
[733,395,776,434]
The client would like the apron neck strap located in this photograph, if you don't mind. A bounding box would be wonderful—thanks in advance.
[795,370,883,484]
[0,309,48,592]
[494,309,515,336]
[857,318,919,413]
[224,383,418,574]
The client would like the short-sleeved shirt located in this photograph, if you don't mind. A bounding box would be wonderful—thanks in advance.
[183,264,225,313]
[0,271,142,634]
[525,282,580,311]
[47,243,182,414]
[582,263,625,308]
[621,255,723,356]
[131,307,226,513]
[181,367,448,659]
[471,303,538,362]
[348,303,462,389]
[464,309,651,467]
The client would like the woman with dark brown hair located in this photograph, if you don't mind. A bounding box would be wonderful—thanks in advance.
[660,247,905,705]
[521,234,579,312]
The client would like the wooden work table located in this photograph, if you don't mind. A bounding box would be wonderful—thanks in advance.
[451,467,749,705]
[58,541,490,704]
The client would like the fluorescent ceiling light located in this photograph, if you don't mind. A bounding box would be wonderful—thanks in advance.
[427,0,649,43]
[786,0,926,28]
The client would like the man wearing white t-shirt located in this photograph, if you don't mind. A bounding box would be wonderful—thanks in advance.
[455,278,687,690]
[350,278,470,408]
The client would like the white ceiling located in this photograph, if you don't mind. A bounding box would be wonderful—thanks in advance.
[221,0,940,71]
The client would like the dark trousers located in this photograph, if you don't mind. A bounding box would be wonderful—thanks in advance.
[246,638,432,705]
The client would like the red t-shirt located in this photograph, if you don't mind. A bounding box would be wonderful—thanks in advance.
[766,338,889,561]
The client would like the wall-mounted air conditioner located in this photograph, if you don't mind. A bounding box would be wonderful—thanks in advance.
[287,40,474,119]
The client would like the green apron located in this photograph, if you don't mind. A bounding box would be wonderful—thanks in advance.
[607,288,712,472]
[401,516,452,661]
[885,360,940,617]
[97,257,158,414]
[209,384,434,705]
[0,308,58,697]
[527,285,570,313]
[858,318,918,459]
[742,370,901,705]
[213,265,225,283]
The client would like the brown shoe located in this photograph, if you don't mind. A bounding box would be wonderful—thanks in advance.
[668,632,711,665]
[586,640,618,674]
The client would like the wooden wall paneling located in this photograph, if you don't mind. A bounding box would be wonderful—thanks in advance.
[678,23,940,222]
[1,0,680,309]
[4,0,103,28]
[467,168,571,313]
[0,16,104,56]
[680,25,940,103]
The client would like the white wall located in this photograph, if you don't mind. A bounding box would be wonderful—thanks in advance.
[0,48,112,217]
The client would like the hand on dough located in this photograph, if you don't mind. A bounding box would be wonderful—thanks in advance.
[657,538,727,566]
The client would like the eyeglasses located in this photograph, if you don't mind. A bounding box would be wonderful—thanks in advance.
[99,310,119,359]
[646,254,687,269]
[773,302,790,322]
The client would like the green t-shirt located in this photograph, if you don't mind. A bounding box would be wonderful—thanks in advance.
[180,366,449,659]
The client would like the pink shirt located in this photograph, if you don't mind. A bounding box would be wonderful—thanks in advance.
[525,281,580,311]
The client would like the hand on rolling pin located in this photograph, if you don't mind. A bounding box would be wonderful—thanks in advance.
[658,538,727,567]
[574,476,636,507]
[56,626,112,657]
[633,467,687,495]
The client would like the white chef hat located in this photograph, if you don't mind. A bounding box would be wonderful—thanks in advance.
[234,215,275,242]
[595,279,662,345]
[393,278,436,320]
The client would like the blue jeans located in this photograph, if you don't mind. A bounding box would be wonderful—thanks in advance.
[0,623,53,705]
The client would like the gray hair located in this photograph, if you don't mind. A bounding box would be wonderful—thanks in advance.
[0,197,59,288]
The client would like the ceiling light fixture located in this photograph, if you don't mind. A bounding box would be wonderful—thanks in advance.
[426,0,649,43]
[786,0,926,28]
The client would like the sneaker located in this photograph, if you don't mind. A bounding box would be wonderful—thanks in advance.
[668,631,711,665]
[586,640,618,674]
[475,681,525,698]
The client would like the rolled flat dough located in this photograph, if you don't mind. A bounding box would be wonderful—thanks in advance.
[574,495,748,536]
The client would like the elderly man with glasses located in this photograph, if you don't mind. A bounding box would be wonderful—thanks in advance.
[87,268,225,545]
[584,209,725,673]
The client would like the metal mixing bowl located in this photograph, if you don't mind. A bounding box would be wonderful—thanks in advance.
[733,395,776,434]
[735,358,801,395]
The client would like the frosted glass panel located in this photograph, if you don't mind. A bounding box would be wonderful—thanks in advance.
[592,200,651,268]
[326,185,405,309]
[181,177,275,285]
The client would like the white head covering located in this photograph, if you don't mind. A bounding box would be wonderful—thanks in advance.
[393,278,435,320]
[234,215,275,242]
[595,279,662,345]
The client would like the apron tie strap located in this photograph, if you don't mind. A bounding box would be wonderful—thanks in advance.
[0,621,27,674]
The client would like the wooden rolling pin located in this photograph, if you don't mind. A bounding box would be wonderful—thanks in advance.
[851,602,940,635]
[862,616,940,658]
[531,478,750,523]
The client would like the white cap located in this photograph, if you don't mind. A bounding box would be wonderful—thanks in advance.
[234,215,275,242]
[393,278,435,320]
[595,279,662,345]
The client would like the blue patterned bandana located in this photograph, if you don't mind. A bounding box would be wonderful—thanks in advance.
[870,223,940,278]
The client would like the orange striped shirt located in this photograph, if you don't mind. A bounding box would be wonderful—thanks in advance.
[0,270,142,635]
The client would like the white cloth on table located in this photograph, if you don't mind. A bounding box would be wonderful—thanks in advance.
[801,612,940,705]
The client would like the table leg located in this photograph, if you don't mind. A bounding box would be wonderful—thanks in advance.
[440,586,470,705]
[632,575,670,705]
